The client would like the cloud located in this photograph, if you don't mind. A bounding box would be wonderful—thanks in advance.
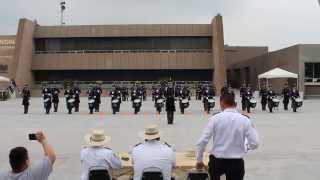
[0,0,319,50]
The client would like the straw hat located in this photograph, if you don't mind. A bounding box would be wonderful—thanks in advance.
[139,124,161,140]
[84,129,111,147]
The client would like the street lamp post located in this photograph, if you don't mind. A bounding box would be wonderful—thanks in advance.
[60,1,66,25]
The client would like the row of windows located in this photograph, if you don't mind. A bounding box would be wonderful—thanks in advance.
[33,70,212,81]
[35,37,212,52]
[35,49,212,54]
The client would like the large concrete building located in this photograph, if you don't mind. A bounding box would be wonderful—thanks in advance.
[4,15,266,94]
[229,44,320,97]
[0,36,15,77]
[1,15,320,97]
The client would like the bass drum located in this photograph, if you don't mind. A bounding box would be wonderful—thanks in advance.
[181,99,189,104]
[88,99,95,104]
[249,99,257,108]
[134,99,141,103]
[208,98,215,108]
[156,99,164,104]
[112,99,119,104]
[294,98,303,107]
[272,98,280,107]
[68,99,75,103]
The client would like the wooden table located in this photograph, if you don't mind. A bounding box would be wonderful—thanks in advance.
[114,151,210,179]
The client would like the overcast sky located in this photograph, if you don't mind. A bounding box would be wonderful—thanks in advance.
[0,0,319,50]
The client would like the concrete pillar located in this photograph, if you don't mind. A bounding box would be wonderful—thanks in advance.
[10,19,36,89]
[212,14,226,96]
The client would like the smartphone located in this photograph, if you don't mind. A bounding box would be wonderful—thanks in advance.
[28,134,37,141]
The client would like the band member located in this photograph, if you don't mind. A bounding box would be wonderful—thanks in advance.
[72,85,81,112]
[196,84,202,100]
[243,86,253,113]
[282,83,291,110]
[290,86,301,112]
[259,84,268,111]
[220,83,229,95]
[290,86,300,98]
[93,84,102,112]
[267,86,277,113]
[21,84,31,114]
[64,86,74,114]
[42,86,52,114]
[239,83,247,97]
[240,86,248,111]
[52,86,60,112]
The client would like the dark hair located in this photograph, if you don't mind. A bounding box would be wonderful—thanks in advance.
[9,147,29,173]
[220,92,236,106]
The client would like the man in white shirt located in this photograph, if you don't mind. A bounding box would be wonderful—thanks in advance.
[0,131,56,180]
[81,129,122,180]
[196,92,259,180]
[130,125,176,180]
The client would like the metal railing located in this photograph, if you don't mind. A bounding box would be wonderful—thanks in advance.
[34,49,212,54]
[305,78,320,82]
[305,78,320,85]
[34,80,211,90]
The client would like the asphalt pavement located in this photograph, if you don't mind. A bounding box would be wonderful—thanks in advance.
[0,96,319,180]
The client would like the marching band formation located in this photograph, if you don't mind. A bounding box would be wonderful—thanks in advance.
[20,81,303,119]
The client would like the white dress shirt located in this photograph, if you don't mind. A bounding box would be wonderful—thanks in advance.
[196,108,259,162]
[130,140,176,180]
[81,147,122,180]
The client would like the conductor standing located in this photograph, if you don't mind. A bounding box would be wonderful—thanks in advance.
[195,92,259,180]
[165,88,176,125]
[21,84,31,114]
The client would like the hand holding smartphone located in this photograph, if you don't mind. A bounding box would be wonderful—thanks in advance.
[29,133,37,140]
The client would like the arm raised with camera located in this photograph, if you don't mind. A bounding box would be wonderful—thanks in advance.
[36,132,56,165]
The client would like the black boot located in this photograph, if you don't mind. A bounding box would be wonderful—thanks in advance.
[24,105,28,114]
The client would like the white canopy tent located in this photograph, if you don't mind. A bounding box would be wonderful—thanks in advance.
[0,76,10,82]
[258,68,299,89]
[0,76,10,91]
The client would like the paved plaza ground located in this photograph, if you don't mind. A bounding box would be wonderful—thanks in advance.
[0,95,320,180]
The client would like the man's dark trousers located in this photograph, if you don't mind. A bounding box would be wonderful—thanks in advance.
[167,111,174,124]
[208,155,245,180]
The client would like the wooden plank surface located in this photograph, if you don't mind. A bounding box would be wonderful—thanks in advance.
[116,151,210,168]
[114,151,211,179]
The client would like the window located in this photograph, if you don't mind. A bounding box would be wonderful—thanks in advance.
[314,63,320,78]
[0,64,8,73]
[305,63,320,82]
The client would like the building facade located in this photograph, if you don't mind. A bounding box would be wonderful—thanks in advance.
[9,15,230,94]
[4,15,319,96]
[7,15,266,95]
[0,36,15,77]
[228,44,320,97]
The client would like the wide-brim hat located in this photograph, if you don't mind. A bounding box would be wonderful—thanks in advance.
[139,124,162,140]
[84,129,111,147]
